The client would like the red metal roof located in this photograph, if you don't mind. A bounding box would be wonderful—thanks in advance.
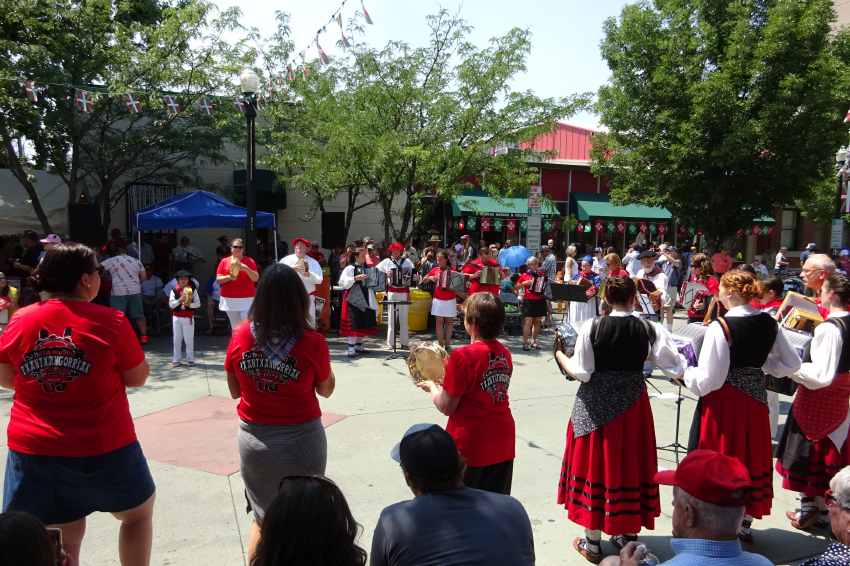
[522,122,595,163]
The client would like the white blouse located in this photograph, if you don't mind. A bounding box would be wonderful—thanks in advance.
[564,311,688,383]
[683,304,801,397]
[792,311,850,390]
[338,264,378,310]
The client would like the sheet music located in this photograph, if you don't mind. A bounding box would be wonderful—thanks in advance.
[780,326,812,358]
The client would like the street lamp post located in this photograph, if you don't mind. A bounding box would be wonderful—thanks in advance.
[240,68,260,259]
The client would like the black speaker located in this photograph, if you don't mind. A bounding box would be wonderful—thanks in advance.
[233,169,287,211]
[69,204,105,246]
[321,212,346,249]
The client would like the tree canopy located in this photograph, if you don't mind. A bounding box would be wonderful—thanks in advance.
[263,10,589,243]
[591,0,850,241]
[0,0,246,236]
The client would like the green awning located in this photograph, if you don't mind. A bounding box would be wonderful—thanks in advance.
[573,193,671,221]
[451,195,558,217]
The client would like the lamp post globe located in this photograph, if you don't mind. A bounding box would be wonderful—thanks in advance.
[239,68,259,258]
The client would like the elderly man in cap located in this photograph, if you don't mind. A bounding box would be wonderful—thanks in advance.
[370,423,535,566]
[603,450,771,566]
[38,233,62,263]
[280,237,323,328]
[376,243,415,349]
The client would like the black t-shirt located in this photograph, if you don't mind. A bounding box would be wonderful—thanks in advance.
[370,487,534,566]
[20,245,42,268]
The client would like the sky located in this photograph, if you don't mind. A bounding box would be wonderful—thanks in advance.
[211,0,633,130]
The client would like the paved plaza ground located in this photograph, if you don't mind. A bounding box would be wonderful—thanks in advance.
[0,314,837,565]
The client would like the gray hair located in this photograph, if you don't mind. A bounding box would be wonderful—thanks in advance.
[678,488,744,535]
[526,256,539,266]
[807,253,836,274]
[567,245,577,257]
[831,466,850,509]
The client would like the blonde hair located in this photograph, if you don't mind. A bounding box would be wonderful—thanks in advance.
[720,270,760,302]
[604,253,622,270]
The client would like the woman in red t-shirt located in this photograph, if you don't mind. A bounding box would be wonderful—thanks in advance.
[0,243,154,565]
[225,263,336,562]
[518,256,548,351]
[462,246,503,297]
[423,251,458,349]
[604,253,630,278]
[216,238,260,332]
[418,292,515,495]
[686,253,721,322]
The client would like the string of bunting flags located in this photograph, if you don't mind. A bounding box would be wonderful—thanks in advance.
[7,0,376,117]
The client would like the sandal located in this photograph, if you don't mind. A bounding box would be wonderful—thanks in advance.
[522,344,530,351]
[572,537,603,564]
[787,508,820,531]
[737,518,753,544]
[610,534,637,551]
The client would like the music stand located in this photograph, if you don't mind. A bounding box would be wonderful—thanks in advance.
[654,377,695,463]
[380,299,412,361]
[550,283,590,302]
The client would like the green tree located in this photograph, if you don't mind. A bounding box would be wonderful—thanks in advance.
[591,0,850,242]
[264,10,589,244]
[0,0,246,236]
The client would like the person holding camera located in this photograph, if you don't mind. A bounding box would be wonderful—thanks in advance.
[554,276,686,563]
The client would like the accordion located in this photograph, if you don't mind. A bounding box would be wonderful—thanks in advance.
[390,267,413,288]
[531,272,547,294]
[364,267,386,291]
[438,269,466,294]
[479,266,501,285]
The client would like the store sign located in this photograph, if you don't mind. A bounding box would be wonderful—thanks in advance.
[528,185,542,214]
[526,214,542,251]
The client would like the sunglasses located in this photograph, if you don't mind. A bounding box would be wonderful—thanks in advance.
[231,245,243,249]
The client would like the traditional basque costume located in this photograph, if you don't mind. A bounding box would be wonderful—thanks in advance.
[776,312,850,503]
[684,305,800,521]
[559,312,687,538]
[567,270,600,328]
[338,263,378,343]
[375,254,415,349]
[462,257,502,297]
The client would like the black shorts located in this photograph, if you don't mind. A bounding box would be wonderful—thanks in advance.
[521,299,547,318]
[464,460,513,495]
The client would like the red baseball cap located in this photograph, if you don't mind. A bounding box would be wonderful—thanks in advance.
[292,237,310,248]
[655,450,752,507]
[388,242,404,253]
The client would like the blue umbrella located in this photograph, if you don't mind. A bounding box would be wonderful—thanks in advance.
[499,245,532,269]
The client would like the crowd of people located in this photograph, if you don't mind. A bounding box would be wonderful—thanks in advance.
[4,230,850,566]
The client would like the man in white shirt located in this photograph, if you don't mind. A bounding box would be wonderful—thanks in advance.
[636,250,670,328]
[172,236,205,272]
[775,246,789,274]
[102,246,149,343]
[280,237,323,328]
[376,242,415,349]
[625,246,642,278]
[752,256,769,280]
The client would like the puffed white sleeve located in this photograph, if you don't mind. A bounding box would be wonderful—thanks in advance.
[167,290,181,309]
[648,322,687,379]
[793,322,842,390]
[338,265,356,290]
[564,322,595,383]
[762,327,802,378]
[190,289,202,309]
[307,258,323,285]
[683,320,730,397]
[375,258,391,274]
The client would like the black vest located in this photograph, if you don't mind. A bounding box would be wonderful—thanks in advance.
[724,313,777,369]
[803,317,850,372]
[591,316,654,372]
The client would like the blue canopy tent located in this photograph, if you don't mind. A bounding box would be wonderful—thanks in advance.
[134,190,278,259]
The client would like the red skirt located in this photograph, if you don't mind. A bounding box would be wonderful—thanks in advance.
[339,291,378,338]
[775,410,850,498]
[690,383,772,518]
[557,391,660,535]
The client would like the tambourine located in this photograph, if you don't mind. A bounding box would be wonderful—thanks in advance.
[406,341,448,384]
[229,257,241,278]
[553,320,578,381]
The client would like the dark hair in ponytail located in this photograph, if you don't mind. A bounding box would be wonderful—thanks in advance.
[826,273,850,307]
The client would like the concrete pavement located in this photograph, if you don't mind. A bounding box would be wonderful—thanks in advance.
[0,315,835,565]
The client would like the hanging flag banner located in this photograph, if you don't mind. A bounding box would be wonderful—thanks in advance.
[196,97,213,116]
[594,220,603,233]
[338,13,351,48]
[506,219,517,232]
[576,222,584,233]
[481,217,492,231]
[162,95,180,115]
[607,222,615,233]
[74,89,94,113]
[648,223,657,234]
[628,224,637,235]
[362,0,374,24]
[23,80,38,102]
[493,219,503,231]
[467,217,477,230]
[751,225,761,236]
[317,37,330,65]
[639,222,647,233]
[658,223,667,235]
[616,220,625,233]
[124,94,142,113]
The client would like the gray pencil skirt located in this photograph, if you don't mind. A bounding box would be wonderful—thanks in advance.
[238,417,327,521]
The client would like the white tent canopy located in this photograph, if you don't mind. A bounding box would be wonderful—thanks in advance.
[0,170,68,235]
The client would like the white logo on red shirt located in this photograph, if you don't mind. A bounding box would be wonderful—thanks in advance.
[20,328,92,392]
[239,351,301,392]
[480,351,511,403]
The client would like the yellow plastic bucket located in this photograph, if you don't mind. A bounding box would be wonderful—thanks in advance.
[375,291,385,323]
[409,288,432,332]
